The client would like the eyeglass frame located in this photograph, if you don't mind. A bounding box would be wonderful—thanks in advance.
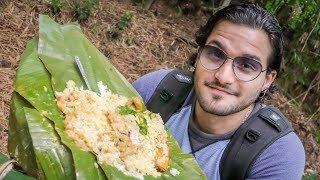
[197,45,270,82]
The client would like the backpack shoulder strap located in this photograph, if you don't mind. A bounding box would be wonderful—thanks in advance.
[146,69,194,123]
[220,106,294,180]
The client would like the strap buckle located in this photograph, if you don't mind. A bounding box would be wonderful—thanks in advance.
[159,89,173,102]
[245,129,260,142]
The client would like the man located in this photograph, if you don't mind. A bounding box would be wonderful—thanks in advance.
[133,4,305,180]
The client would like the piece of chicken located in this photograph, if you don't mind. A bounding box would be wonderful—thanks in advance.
[155,145,170,172]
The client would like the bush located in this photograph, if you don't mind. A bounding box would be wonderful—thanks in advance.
[50,0,63,15]
[108,11,133,40]
[74,0,99,22]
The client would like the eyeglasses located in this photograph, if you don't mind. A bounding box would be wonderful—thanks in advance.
[199,45,268,82]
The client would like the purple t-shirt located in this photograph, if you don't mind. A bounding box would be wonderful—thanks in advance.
[133,69,305,180]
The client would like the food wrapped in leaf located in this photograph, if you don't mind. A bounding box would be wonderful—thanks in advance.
[56,81,170,178]
[7,15,206,179]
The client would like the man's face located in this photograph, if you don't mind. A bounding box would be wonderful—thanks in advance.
[194,20,276,116]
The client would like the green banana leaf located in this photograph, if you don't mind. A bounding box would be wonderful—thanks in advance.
[9,14,206,179]
[23,107,74,180]
[8,92,38,177]
[9,92,75,180]
[7,39,41,178]
[8,38,70,178]
[38,15,139,98]
[39,14,205,179]
[11,39,105,179]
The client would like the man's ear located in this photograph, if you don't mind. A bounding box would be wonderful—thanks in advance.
[262,70,277,91]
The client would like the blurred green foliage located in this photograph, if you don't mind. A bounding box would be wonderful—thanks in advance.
[108,11,133,40]
[74,0,99,22]
[50,0,63,15]
[303,173,318,180]
[262,0,320,114]
[118,11,133,31]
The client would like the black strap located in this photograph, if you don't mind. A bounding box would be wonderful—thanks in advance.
[146,69,194,123]
[220,106,294,180]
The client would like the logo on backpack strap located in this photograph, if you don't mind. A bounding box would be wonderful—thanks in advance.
[173,73,192,84]
[270,113,280,121]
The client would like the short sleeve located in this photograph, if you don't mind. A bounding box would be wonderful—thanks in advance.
[132,69,172,104]
[247,132,305,180]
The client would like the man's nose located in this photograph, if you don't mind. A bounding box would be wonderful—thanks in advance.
[214,59,236,84]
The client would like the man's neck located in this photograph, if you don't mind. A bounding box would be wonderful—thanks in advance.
[194,101,254,135]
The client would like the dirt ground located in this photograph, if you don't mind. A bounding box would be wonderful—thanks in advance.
[0,0,319,176]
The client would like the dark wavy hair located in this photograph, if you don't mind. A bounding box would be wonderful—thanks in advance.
[190,3,283,101]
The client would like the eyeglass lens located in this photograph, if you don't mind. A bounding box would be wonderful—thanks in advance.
[200,45,263,81]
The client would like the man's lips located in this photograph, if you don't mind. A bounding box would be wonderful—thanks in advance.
[206,85,234,95]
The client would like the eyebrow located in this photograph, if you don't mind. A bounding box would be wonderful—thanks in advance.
[206,39,261,62]
[207,40,226,50]
[241,54,261,62]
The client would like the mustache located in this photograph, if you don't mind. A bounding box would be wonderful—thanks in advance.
[204,80,240,96]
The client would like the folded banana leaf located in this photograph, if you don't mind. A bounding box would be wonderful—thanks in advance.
[9,92,74,180]
[8,40,42,177]
[11,39,105,180]
[8,15,206,179]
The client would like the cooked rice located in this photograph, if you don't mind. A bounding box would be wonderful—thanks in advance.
[56,81,169,177]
